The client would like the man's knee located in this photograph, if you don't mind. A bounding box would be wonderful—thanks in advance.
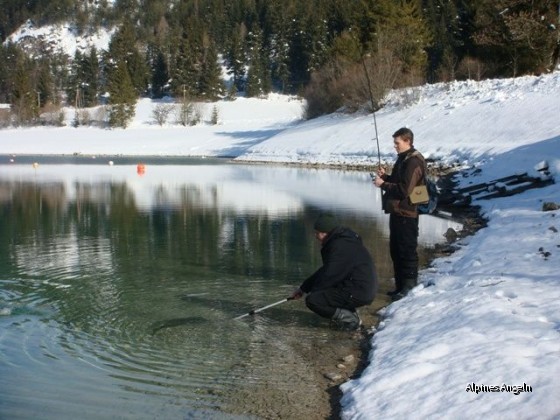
[304,292,321,311]
[305,292,335,318]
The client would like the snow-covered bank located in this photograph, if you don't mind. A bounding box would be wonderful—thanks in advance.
[1,71,560,418]
[340,173,560,419]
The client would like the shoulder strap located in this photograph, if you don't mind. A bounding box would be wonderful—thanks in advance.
[404,150,424,164]
[401,150,427,184]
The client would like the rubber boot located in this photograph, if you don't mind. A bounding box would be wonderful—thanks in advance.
[387,276,403,297]
[391,278,417,302]
[332,308,361,331]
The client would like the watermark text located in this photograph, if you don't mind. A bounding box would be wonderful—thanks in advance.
[466,383,532,395]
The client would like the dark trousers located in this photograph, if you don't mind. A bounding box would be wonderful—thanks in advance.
[389,213,419,291]
[305,288,369,319]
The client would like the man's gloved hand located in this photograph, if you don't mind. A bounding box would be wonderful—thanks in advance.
[290,288,303,300]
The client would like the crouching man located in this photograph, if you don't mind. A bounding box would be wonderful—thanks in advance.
[291,213,377,330]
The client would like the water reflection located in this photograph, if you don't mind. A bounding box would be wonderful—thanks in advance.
[0,161,461,418]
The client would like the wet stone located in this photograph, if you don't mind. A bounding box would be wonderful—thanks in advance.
[342,355,355,363]
[324,372,343,381]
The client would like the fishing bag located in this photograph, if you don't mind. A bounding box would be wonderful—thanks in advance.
[409,184,429,204]
[404,151,438,215]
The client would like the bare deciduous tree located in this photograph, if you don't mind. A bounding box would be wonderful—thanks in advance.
[151,103,174,126]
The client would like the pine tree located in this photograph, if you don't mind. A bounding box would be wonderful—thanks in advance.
[245,27,271,97]
[107,20,149,96]
[67,50,84,108]
[170,35,199,98]
[271,28,290,93]
[139,0,168,42]
[48,51,70,105]
[307,13,330,74]
[423,0,464,82]
[114,0,140,21]
[266,1,291,92]
[35,58,55,107]
[12,58,37,125]
[0,44,10,103]
[369,0,432,85]
[151,49,169,98]
[276,40,291,92]
[106,59,136,128]
[82,47,100,107]
[127,47,150,96]
[68,48,100,108]
[198,40,224,100]
[473,0,558,76]
[287,15,313,91]
[224,23,247,92]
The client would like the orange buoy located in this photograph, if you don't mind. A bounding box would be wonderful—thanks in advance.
[137,163,146,176]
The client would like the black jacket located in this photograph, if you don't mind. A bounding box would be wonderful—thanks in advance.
[300,227,377,303]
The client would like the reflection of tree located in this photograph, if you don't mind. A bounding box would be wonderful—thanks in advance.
[1,182,65,271]
[0,178,415,327]
[0,180,320,304]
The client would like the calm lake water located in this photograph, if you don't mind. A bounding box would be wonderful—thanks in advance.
[0,157,460,419]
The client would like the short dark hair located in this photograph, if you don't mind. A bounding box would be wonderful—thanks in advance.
[393,127,414,145]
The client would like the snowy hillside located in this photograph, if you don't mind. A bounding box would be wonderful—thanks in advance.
[6,19,115,58]
[238,71,560,172]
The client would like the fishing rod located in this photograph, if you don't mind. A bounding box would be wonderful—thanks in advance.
[360,53,382,173]
[358,46,385,211]
[234,297,294,320]
[349,28,382,173]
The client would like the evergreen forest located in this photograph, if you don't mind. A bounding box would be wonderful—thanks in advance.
[0,0,558,127]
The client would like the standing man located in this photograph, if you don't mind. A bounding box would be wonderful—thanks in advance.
[291,213,377,330]
[374,127,426,301]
